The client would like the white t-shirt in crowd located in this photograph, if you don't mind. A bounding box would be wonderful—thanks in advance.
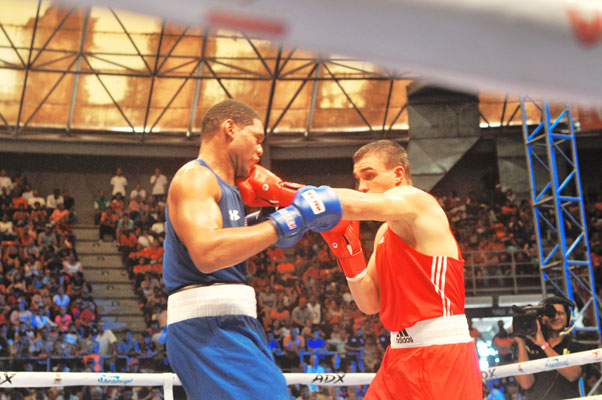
[0,221,15,235]
[111,175,128,196]
[96,329,117,356]
[130,188,146,200]
[307,303,321,325]
[0,176,12,191]
[151,222,164,235]
[28,196,46,207]
[138,235,153,248]
[0,176,13,192]
[46,195,64,209]
[150,174,168,196]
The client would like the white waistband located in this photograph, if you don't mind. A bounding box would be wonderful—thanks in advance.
[167,284,257,325]
[390,315,471,348]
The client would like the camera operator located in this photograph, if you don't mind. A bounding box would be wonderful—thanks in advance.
[514,296,587,400]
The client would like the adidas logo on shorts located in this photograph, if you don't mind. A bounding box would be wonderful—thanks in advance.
[395,329,414,344]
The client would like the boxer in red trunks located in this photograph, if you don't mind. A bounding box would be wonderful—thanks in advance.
[321,140,483,399]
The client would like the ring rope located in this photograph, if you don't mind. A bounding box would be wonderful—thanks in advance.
[0,349,600,399]
[482,347,602,380]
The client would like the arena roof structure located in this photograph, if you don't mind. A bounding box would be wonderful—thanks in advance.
[0,0,560,158]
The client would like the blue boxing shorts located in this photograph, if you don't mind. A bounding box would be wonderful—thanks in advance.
[166,284,288,400]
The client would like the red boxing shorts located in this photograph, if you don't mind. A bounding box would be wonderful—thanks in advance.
[365,316,483,400]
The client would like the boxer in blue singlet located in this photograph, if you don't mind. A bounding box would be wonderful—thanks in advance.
[163,99,342,399]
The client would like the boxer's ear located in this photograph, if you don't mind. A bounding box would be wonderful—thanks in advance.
[392,166,406,186]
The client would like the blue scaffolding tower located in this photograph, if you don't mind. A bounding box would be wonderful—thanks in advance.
[521,98,600,394]
[520,97,600,340]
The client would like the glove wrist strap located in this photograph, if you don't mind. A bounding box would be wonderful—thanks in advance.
[346,268,367,283]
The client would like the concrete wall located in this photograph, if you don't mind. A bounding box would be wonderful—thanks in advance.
[432,140,498,199]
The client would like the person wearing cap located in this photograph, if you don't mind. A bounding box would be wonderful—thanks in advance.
[514,296,588,399]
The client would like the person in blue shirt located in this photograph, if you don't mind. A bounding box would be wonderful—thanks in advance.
[307,330,327,353]
[117,330,140,357]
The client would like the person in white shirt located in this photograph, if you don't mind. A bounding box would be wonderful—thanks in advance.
[21,184,33,202]
[52,286,70,309]
[46,189,64,212]
[150,220,164,236]
[307,295,322,326]
[130,183,146,201]
[0,214,17,240]
[62,253,82,276]
[137,228,154,249]
[0,169,13,192]
[96,321,118,357]
[110,167,128,197]
[150,168,168,200]
[27,189,46,208]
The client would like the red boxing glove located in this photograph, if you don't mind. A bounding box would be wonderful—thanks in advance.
[237,165,304,207]
[321,220,367,282]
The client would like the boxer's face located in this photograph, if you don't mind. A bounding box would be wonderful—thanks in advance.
[353,154,399,194]
[231,118,264,179]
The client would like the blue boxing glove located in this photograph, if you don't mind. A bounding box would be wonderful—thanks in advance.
[246,207,302,247]
[293,186,343,233]
[245,207,276,226]
[268,185,342,247]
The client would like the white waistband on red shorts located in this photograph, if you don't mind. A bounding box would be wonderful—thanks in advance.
[167,284,257,325]
[390,315,471,349]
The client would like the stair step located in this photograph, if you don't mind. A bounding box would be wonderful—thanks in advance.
[80,254,122,268]
[73,224,97,229]
[77,240,119,254]
[86,265,124,271]
[105,315,147,332]
[91,282,136,298]
[73,226,147,334]
[72,228,100,241]
[85,268,130,283]
[95,298,141,313]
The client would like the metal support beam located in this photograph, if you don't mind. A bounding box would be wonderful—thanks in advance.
[322,63,373,132]
[67,9,90,133]
[14,0,41,137]
[268,63,318,135]
[0,22,26,67]
[29,7,75,66]
[187,31,208,137]
[304,62,321,139]
[82,55,136,132]
[109,8,152,74]
[521,98,601,357]
[142,20,166,142]
[381,79,394,138]
[264,47,282,138]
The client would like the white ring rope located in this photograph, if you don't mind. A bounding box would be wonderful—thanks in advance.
[0,348,599,389]
[482,347,602,381]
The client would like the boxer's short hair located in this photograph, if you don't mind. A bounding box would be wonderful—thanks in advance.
[201,99,260,140]
[353,140,412,182]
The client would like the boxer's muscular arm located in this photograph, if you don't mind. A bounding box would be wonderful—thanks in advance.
[347,224,384,315]
[169,164,279,274]
[334,186,458,259]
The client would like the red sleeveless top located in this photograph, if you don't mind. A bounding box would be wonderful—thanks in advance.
[375,227,466,331]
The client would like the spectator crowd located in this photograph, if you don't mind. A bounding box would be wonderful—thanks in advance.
[1,162,602,399]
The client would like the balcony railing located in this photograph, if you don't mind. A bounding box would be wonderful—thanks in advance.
[463,249,542,295]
